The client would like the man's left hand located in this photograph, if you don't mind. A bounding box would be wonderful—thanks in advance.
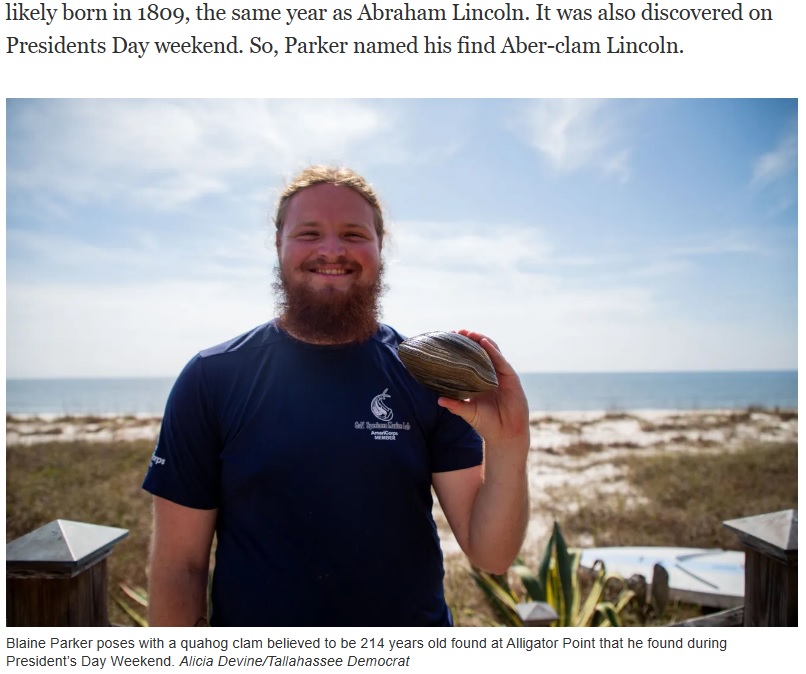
[437,329,530,454]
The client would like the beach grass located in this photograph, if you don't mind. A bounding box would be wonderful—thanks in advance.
[5,417,798,627]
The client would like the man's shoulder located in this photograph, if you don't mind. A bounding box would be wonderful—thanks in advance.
[192,321,407,362]
[197,319,282,360]
[371,323,407,349]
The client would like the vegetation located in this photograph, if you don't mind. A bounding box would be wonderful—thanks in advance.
[6,438,155,626]
[449,439,796,625]
[115,584,149,627]
[5,412,797,627]
[552,441,798,551]
[471,522,636,626]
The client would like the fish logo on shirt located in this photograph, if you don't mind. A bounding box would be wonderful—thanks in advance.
[370,388,394,422]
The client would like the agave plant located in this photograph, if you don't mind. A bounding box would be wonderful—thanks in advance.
[471,521,635,627]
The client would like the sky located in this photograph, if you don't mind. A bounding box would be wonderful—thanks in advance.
[5,98,798,379]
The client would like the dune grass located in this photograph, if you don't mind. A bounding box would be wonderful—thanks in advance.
[548,441,797,551]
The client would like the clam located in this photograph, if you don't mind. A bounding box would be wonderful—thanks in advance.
[398,331,499,399]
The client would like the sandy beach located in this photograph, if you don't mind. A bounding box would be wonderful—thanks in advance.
[6,407,796,555]
[6,414,163,446]
[9,408,795,447]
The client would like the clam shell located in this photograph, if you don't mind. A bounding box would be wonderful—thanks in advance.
[398,331,499,399]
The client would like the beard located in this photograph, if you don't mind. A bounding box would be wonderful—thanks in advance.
[273,259,387,345]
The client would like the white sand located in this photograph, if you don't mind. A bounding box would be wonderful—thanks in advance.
[5,414,163,446]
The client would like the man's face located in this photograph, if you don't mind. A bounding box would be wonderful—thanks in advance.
[274,183,384,343]
[277,183,382,296]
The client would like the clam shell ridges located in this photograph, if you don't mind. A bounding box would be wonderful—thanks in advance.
[398,331,499,399]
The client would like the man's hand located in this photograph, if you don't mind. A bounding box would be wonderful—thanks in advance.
[436,329,530,454]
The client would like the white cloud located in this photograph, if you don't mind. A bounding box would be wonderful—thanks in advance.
[8,216,663,377]
[8,99,402,211]
[7,224,272,283]
[667,232,762,257]
[5,100,795,379]
[383,219,657,371]
[384,263,658,372]
[381,215,792,372]
[515,99,631,181]
[751,129,797,186]
[7,211,791,377]
[386,219,552,274]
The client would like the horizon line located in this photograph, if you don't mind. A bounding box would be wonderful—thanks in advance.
[6,368,799,382]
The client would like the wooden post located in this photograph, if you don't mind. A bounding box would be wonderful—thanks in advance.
[6,519,128,627]
[723,509,797,627]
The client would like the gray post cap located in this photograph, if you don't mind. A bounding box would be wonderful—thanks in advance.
[516,601,559,626]
[6,519,129,577]
[723,509,797,563]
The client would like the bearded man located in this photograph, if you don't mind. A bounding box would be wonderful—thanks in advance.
[143,166,530,626]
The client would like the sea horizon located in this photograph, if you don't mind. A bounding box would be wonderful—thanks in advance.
[8,367,798,379]
[6,370,798,416]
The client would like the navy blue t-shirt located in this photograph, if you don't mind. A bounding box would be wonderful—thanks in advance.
[142,320,483,626]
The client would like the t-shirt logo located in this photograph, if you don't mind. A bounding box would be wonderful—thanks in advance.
[149,444,166,468]
[370,388,394,422]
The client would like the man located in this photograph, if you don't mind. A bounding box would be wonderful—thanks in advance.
[143,165,530,626]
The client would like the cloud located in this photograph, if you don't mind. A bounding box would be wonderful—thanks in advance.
[7,99,403,212]
[751,129,797,187]
[385,260,657,372]
[667,232,762,257]
[6,223,272,284]
[383,218,658,371]
[514,99,631,181]
[386,219,552,274]
[6,100,796,379]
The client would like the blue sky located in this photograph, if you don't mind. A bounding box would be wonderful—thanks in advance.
[5,99,797,378]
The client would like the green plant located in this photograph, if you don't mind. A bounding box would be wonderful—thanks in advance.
[471,521,635,626]
[115,575,215,627]
[114,583,149,626]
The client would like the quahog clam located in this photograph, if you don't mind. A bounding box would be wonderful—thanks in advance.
[398,331,499,399]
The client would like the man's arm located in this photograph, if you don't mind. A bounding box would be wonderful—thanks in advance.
[432,330,530,575]
[148,496,218,626]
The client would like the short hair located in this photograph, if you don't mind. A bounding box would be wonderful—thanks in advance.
[274,165,386,241]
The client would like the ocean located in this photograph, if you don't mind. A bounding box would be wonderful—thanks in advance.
[5,371,797,416]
